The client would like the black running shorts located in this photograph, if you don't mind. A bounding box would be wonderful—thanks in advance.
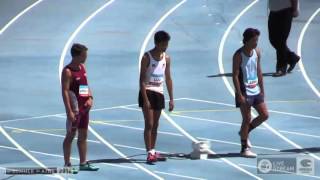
[138,90,165,110]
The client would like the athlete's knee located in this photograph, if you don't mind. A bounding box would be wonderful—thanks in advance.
[145,120,154,130]
[63,137,72,145]
[152,124,159,131]
[261,111,269,121]
[65,131,76,141]
[242,115,251,123]
[77,130,87,143]
[151,122,159,132]
[77,137,86,144]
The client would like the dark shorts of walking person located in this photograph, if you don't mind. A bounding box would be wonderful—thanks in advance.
[235,93,264,108]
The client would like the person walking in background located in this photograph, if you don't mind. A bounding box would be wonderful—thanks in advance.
[268,0,300,77]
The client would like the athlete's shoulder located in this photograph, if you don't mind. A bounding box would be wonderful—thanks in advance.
[164,53,170,61]
[141,52,151,68]
[80,63,87,70]
[142,52,150,60]
[233,48,242,58]
[63,64,72,73]
[62,66,72,79]
[255,47,261,54]
[255,48,261,58]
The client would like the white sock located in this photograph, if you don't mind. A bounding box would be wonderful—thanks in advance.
[148,149,155,155]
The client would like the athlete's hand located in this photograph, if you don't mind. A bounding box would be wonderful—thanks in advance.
[292,10,299,18]
[67,111,76,122]
[238,94,246,105]
[169,100,174,112]
[84,98,93,111]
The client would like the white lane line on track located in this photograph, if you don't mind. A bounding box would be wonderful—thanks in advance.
[0,135,208,180]
[172,113,320,140]
[0,144,138,170]
[0,144,210,180]
[2,98,319,141]
[297,8,320,98]
[58,0,115,83]
[0,127,64,179]
[161,112,262,180]
[3,124,280,153]
[181,97,320,120]
[124,105,320,141]
[3,123,319,179]
[138,0,187,73]
[0,0,43,35]
[0,98,185,123]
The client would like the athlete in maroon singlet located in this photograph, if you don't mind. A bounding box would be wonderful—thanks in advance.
[66,63,90,129]
[61,43,98,171]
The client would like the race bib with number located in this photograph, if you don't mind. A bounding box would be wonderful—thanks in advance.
[246,79,258,88]
[149,74,164,86]
[79,85,89,97]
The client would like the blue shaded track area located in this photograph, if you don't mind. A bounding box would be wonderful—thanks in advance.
[0,0,319,179]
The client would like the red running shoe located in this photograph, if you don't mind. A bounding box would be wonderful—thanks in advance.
[147,153,156,164]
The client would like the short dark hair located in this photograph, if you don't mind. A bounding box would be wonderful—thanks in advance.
[154,30,170,44]
[243,28,260,44]
[71,43,88,57]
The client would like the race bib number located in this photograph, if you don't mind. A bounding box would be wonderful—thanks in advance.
[246,79,258,88]
[79,85,89,97]
[149,74,164,86]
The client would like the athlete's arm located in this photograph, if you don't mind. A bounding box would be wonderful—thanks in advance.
[139,53,151,108]
[85,88,93,110]
[256,48,265,96]
[232,50,245,103]
[85,92,93,111]
[165,55,174,111]
[88,89,93,99]
[61,68,75,121]
[81,63,93,110]
[291,0,299,17]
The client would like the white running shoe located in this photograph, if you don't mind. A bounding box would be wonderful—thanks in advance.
[240,148,257,158]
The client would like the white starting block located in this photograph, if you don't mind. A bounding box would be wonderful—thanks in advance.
[190,141,211,160]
